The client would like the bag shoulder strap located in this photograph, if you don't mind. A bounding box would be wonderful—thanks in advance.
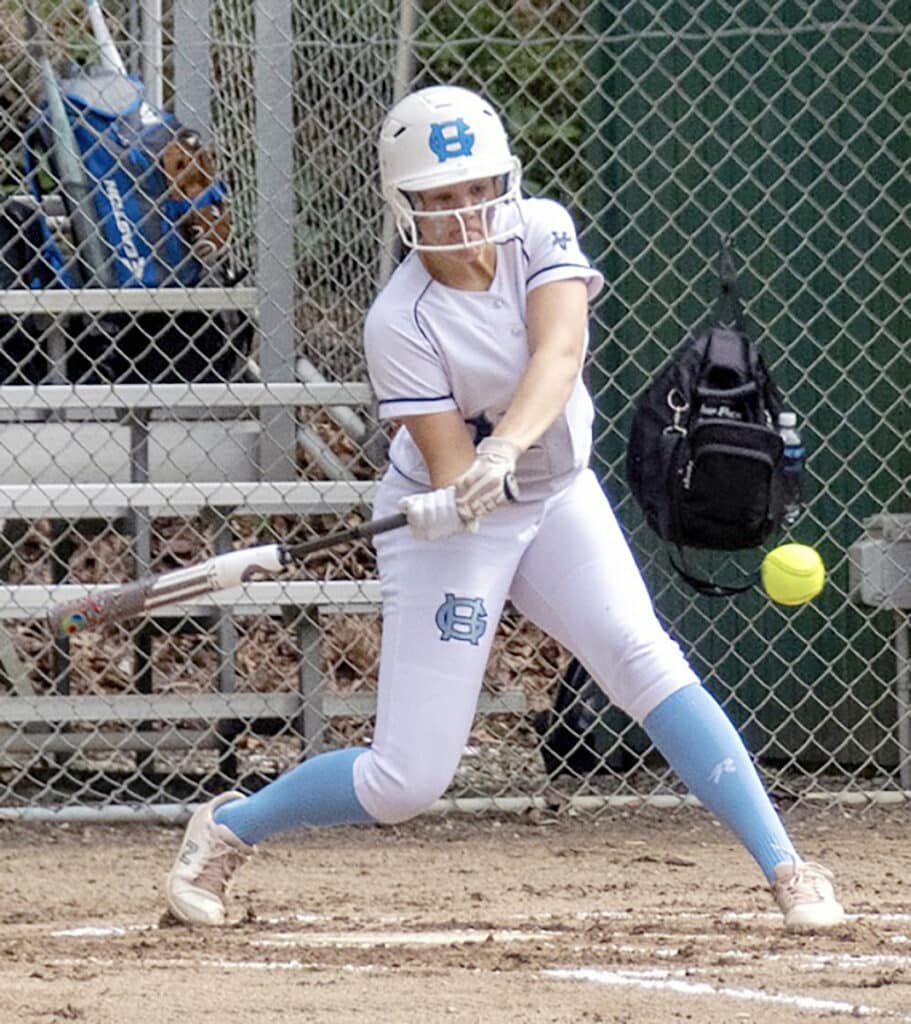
[714,235,747,332]
[668,549,757,597]
[667,238,768,597]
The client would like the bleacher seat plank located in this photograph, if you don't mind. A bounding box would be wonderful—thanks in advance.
[0,579,384,620]
[0,381,374,411]
[0,480,377,517]
[0,286,258,316]
[0,688,526,728]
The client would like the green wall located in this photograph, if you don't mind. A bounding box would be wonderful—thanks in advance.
[587,2,909,767]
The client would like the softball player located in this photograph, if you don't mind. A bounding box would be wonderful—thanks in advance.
[166,85,845,932]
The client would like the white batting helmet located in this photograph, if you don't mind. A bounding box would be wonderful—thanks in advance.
[379,85,523,251]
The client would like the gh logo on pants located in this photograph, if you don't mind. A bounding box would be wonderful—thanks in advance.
[435,594,487,645]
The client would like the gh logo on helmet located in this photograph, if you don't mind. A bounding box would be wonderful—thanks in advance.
[428,119,475,163]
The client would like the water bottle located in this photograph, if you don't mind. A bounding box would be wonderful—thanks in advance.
[778,411,804,526]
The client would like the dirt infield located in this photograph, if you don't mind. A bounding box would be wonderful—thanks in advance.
[0,806,908,1024]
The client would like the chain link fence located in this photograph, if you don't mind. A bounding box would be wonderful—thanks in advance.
[0,0,907,819]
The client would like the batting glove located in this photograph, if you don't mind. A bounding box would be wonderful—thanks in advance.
[399,486,478,542]
[453,437,521,521]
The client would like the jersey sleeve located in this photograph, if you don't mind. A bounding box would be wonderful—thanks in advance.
[523,198,604,300]
[363,300,458,421]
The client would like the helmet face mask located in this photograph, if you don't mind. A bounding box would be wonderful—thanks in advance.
[379,85,523,252]
[400,172,520,252]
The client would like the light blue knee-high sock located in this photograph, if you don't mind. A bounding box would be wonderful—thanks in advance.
[213,747,375,846]
[643,684,797,881]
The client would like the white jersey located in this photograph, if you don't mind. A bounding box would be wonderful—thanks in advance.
[364,196,604,501]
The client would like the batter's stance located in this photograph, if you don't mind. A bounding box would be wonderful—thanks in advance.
[167,85,845,931]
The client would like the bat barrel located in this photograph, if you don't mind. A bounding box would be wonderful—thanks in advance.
[48,580,152,636]
[46,545,286,636]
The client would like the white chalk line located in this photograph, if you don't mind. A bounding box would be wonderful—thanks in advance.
[47,907,911,940]
[251,928,555,948]
[46,917,911,980]
[50,924,554,949]
[576,909,911,925]
[42,919,911,1019]
[46,955,375,973]
[588,942,911,972]
[52,924,150,938]
[545,967,911,1021]
[243,924,911,974]
[41,952,911,1021]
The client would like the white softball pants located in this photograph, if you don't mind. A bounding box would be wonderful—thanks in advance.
[352,468,698,823]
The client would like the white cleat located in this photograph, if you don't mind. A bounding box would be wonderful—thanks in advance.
[166,791,253,926]
[771,860,845,931]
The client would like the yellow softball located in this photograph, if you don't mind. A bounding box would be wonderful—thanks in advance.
[761,544,826,606]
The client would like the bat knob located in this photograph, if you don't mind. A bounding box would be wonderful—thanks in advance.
[47,596,102,637]
[504,472,520,503]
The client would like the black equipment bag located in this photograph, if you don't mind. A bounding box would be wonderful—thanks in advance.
[0,196,62,384]
[625,241,789,595]
[25,66,251,384]
[533,658,651,778]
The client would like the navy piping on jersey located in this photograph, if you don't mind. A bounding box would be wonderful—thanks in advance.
[410,239,520,369]
[411,278,446,362]
[385,240,523,413]
[390,461,429,487]
[527,262,593,286]
[495,233,526,262]
[377,392,454,409]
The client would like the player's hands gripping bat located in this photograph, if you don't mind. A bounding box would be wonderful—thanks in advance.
[47,512,408,637]
[398,486,479,542]
[453,437,521,520]
[401,468,520,541]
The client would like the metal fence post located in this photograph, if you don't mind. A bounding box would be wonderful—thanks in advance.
[254,0,297,480]
[173,0,212,139]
